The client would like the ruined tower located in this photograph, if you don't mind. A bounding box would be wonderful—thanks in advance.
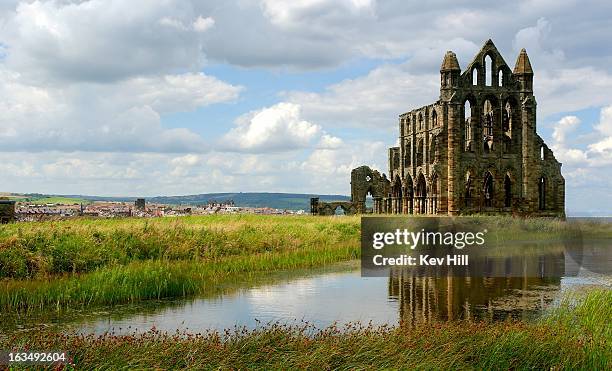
[349,40,565,217]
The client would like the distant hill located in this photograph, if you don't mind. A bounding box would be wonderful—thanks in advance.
[148,193,351,210]
[25,192,352,211]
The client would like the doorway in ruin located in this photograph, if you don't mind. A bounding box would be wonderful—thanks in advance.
[365,189,374,213]
[406,175,414,214]
[334,205,346,216]
[392,176,403,214]
[416,174,427,214]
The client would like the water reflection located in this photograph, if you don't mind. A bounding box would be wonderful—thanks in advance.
[388,272,560,326]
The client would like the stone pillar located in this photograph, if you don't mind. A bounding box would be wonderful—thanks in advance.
[446,103,460,215]
[521,99,535,212]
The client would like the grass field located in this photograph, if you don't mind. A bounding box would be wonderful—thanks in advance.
[2,289,609,369]
[0,215,360,310]
[1,215,611,311]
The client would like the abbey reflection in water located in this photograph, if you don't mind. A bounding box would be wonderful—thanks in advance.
[386,245,569,324]
[388,271,561,324]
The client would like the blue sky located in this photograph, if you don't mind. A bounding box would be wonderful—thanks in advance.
[0,0,611,215]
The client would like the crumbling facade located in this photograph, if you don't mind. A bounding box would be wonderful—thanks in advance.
[349,40,565,217]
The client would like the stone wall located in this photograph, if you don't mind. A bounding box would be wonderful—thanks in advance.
[349,40,565,217]
[0,200,16,223]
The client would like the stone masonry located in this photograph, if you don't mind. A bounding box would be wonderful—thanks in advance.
[349,40,565,217]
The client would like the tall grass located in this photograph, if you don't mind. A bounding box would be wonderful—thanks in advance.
[0,242,358,311]
[2,290,609,369]
[0,215,360,278]
[2,215,608,279]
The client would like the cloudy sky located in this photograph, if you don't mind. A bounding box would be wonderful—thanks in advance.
[0,0,611,215]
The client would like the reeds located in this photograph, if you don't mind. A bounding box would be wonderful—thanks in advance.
[0,215,360,279]
[0,242,358,311]
[2,289,609,369]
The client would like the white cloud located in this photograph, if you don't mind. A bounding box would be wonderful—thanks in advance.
[221,102,325,152]
[546,106,612,214]
[193,16,214,32]
[594,105,612,136]
[587,105,612,161]
[0,68,241,153]
[317,134,343,149]
[2,0,212,83]
[170,154,201,177]
[285,64,438,130]
[552,116,580,144]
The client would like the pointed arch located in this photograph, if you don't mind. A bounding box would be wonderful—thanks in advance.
[432,109,438,128]
[418,113,424,131]
[392,175,403,214]
[498,69,504,87]
[482,99,494,153]
[485,55,493,86]
[405,174,414,214]
[472,67,478,85]
[416,173,427,214]
[464,97,476,152]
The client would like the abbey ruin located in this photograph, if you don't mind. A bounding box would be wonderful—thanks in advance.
[313,40,565,217]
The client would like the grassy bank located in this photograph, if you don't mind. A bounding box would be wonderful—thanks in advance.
[2,290,609,369]
[2,215,609,279]
[0,245,357,311]
[0,215,360,279]
[0,215,359,311]
[1,215,611,311]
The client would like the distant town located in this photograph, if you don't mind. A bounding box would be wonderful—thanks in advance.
[0,195,308,223]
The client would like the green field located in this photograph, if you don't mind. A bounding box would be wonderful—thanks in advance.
[0,215,610,369]
[0,215,360,310]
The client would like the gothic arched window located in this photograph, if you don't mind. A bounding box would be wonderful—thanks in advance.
[432,110,438,127]
[483,100,494,152]
[485,55,493,86]
[464,100,473,151]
